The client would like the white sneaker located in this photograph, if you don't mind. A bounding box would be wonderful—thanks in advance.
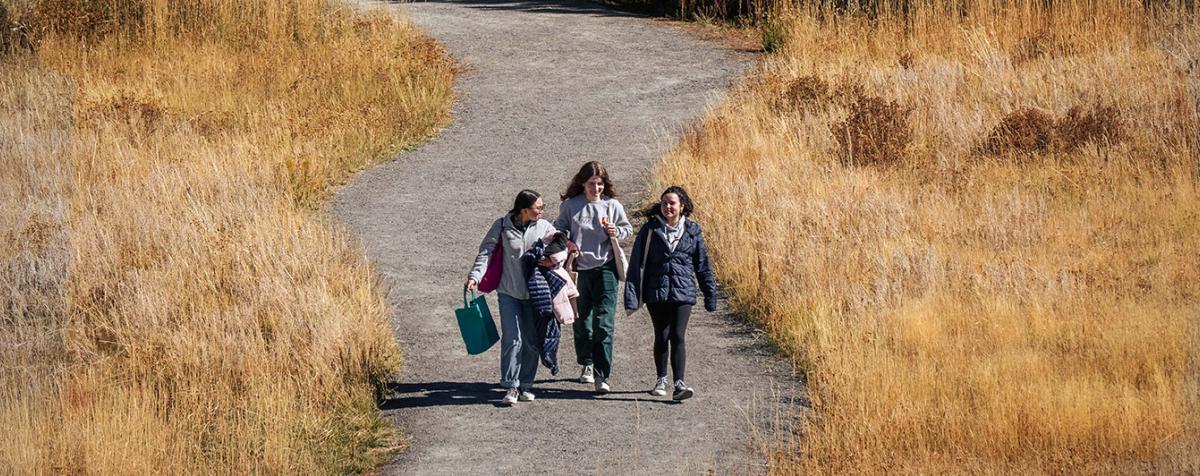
[579,364,595,384]
[502,387,519,404]
[518,390,535,402]
[672,380,694,401]
[594,380,611,395]
[650,376,669,396]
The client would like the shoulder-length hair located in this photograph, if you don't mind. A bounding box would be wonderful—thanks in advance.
[561,161,618,200]
[639,185,695,218]
[508,189,541,216]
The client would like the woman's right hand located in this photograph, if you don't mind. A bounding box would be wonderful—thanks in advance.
[600,216,617,237]
[465,279,477,293]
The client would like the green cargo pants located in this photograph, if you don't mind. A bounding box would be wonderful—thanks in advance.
[573,260,618,380]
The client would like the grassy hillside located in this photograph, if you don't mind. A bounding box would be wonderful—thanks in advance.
[1,0,453,473]
[652,1,1200,472]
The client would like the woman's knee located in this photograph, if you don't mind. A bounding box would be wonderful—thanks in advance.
[669,328,686,346]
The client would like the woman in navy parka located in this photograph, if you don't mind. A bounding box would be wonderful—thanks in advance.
[623,186,717,401]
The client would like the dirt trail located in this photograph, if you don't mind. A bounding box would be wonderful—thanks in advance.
[333,0,804,473]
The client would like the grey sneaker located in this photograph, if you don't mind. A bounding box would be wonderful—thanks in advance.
[650,376,669,396]
[502,387,519,404]
[518,389,535,402]
[579,364,595,384]
[672,380,694,401]
[594,379,611,395]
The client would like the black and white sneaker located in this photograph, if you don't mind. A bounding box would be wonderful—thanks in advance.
[502,387,520,405]
[650,376,669,397]
[672,380,694,401]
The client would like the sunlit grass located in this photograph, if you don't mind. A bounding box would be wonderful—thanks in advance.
[1,0,453,472]
[654,1,1200,472]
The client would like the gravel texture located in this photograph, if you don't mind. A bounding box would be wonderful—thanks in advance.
[333,0,806,473]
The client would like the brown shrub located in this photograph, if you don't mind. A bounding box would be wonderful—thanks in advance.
[982,107,1057,155]
[898,51,914,69]
[982,105,1124,157]
[1057,104,1124,151]
[784,75,831,109]
[765,74,832,113]
[834,93,912,166]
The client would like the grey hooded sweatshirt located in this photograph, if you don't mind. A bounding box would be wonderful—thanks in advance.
[469,214,557,300]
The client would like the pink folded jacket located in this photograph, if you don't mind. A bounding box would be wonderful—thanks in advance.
[545,250,578,324]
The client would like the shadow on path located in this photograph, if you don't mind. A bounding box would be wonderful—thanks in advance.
[380,381,505,409]
[381,379,683,409]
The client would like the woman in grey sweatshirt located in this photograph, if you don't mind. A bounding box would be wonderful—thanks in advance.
[552,161,633,394]
[467,189,558,405]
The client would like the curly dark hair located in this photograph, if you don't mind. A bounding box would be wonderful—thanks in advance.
[561,161,618,200]
[639,185,694,218]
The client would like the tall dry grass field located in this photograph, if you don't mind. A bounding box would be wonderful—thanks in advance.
[653,1,1200,472]
[1,0,453,473]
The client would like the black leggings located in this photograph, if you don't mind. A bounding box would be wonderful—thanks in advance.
[647,302,692,382]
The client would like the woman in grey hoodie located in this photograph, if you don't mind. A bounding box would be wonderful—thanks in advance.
[467,189,558,405]
[553,162,633,394]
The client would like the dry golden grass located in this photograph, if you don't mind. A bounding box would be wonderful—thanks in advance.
[652,1,1200,472]
[1,0,453,473]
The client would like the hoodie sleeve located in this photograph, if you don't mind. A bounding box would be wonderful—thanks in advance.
[692,224,718,312]
[623,225,649,311]
[468,218,503,282]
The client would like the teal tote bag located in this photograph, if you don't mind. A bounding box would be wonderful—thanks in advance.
[455,289,500,355]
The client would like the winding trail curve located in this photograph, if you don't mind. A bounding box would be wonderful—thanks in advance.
[333,0,804,473]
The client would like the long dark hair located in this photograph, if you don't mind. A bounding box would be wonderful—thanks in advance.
[561,161,618,200]
[639,185,695,219]
[508,189,541,216]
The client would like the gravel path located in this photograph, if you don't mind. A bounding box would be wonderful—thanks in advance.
[333,0,804,473]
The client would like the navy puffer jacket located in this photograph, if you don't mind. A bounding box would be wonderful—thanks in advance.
[623,217,717,312]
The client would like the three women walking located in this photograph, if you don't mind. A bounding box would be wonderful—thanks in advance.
[466,165,717,404]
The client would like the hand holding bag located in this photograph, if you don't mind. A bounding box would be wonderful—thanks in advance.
[601,215,628,282]
[455,288,500,355]
[611,235,628,282]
